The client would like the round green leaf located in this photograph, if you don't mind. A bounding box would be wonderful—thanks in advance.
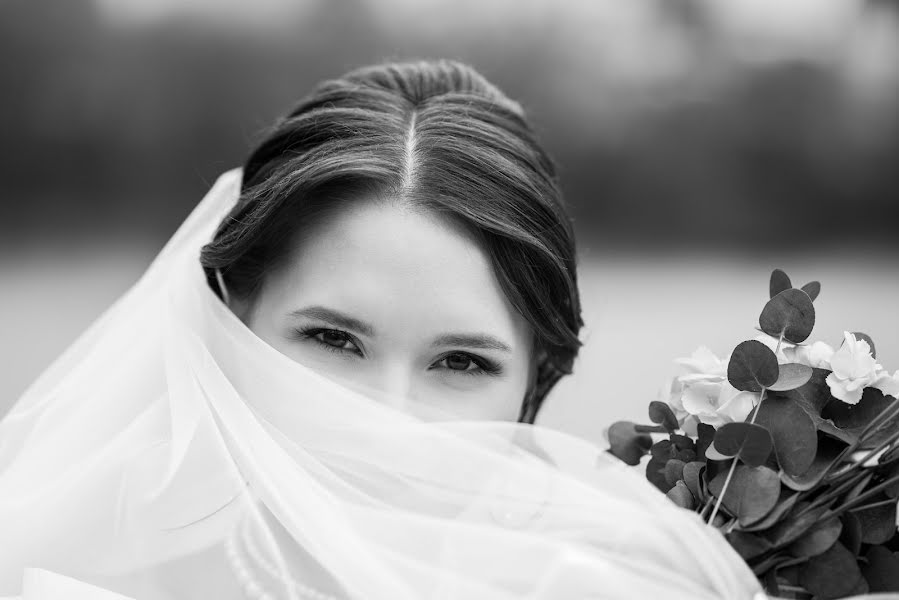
[840,511,863,555]
[740,489,799,531]
[759,288,816,344]
[696,422,715,459]
[708,465,780,526]
[799,542,863,600]
[726,530,771,561]
[779,435,843,491]
[789,515,842,558]
[823,387,899,446]
[646,455,674,493]
[862,545,899,592]
[770,268,792,299]
[606,421,652,466]
[669,434,695,451]
[648,401,678,432]
[666,480,695,510]
[664,459,686,488]
[727,340,779,392]
[682,461,705,503]
[754,394,818,477]
[712,422,773,467]
[767,503,828,548]
[768,362,813,392]
[853,499,897,545]
[801,281,821,301]
[705,443,732,461]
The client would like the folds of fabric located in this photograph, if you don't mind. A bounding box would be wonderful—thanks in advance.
[0,169,763,600]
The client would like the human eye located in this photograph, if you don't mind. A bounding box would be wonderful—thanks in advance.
[432,352,503,377]
[295,327,363,357]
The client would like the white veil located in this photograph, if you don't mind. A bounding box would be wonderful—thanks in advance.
[0,169,763,600]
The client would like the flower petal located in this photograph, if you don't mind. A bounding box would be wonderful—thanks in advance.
[826,372,865,405]
[873,370,899,399]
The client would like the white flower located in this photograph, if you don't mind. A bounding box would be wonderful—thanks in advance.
[826,332,882,405]
[753,334,835,370]
[784,341,835,370]
[873,370,899,398]
[660,346,759,431]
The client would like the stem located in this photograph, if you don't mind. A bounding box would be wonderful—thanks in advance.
[708,459,737,526]
[847,497,897,512]
[797,470,870,517]
[699,496,715,520]
[818,397,899,483]
[707,330,785,527]
[831,471,899,516]
[747,329,783,425]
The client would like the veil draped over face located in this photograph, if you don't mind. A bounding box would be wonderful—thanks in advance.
[0,170,763,600]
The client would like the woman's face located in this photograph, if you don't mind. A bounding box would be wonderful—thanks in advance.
[234,198,534,421]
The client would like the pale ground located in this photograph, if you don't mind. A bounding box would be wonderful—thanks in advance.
[2,243,897,448]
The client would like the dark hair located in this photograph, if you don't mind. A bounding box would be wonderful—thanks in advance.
[200,60,582,423]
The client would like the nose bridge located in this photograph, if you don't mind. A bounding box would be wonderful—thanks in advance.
[365,359,416,409]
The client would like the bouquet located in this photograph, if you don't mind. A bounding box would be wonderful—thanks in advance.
[608,269,899,599]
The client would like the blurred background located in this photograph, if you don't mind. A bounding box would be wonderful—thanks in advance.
[2,0,898,441]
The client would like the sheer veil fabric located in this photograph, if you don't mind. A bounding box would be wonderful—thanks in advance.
[0,169,764,600]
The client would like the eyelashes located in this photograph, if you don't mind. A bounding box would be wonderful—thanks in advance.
[294,327,504,377]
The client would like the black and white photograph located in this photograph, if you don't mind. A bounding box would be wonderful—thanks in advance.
[2,1,899,598]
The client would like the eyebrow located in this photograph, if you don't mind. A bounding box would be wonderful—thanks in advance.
[289,305,513,353]
[288,306,376,337]
[431,334,512,353]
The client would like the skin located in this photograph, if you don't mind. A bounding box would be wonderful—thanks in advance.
[230,197,534,421]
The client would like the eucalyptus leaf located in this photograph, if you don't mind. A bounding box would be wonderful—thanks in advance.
[769,269,792,299]
[779,435,844,491]
[664,459,686,487]
[765,503,828,548]
[650,439,675,460]
[709,465,780,526]
[696,422,715,460]
[740,489,799,531]
[754,395,818,477]
[606,421,652,466]
[682,461,705,503]
[840,511,863,555]
[728,340,779,392]
[768,362,813,392]
[666,480,694,510]
[670,434,695,451]
[853,498,897,545]
[779,370,855,444]
[862,545,899,592]
[713,422,774,467]
[648,401,678,432]
[726,530,771,561]
[646,455,672,493]
[801,281,821,301]
[823,388,899,447]
[759,288,816,344]
[706,444,732,462]
[798,542,863,600]
[788,515,842,558]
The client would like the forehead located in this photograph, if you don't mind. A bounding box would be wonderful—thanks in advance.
[264,198,529,342]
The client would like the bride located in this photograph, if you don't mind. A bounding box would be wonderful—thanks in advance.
[0,60,763,599]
